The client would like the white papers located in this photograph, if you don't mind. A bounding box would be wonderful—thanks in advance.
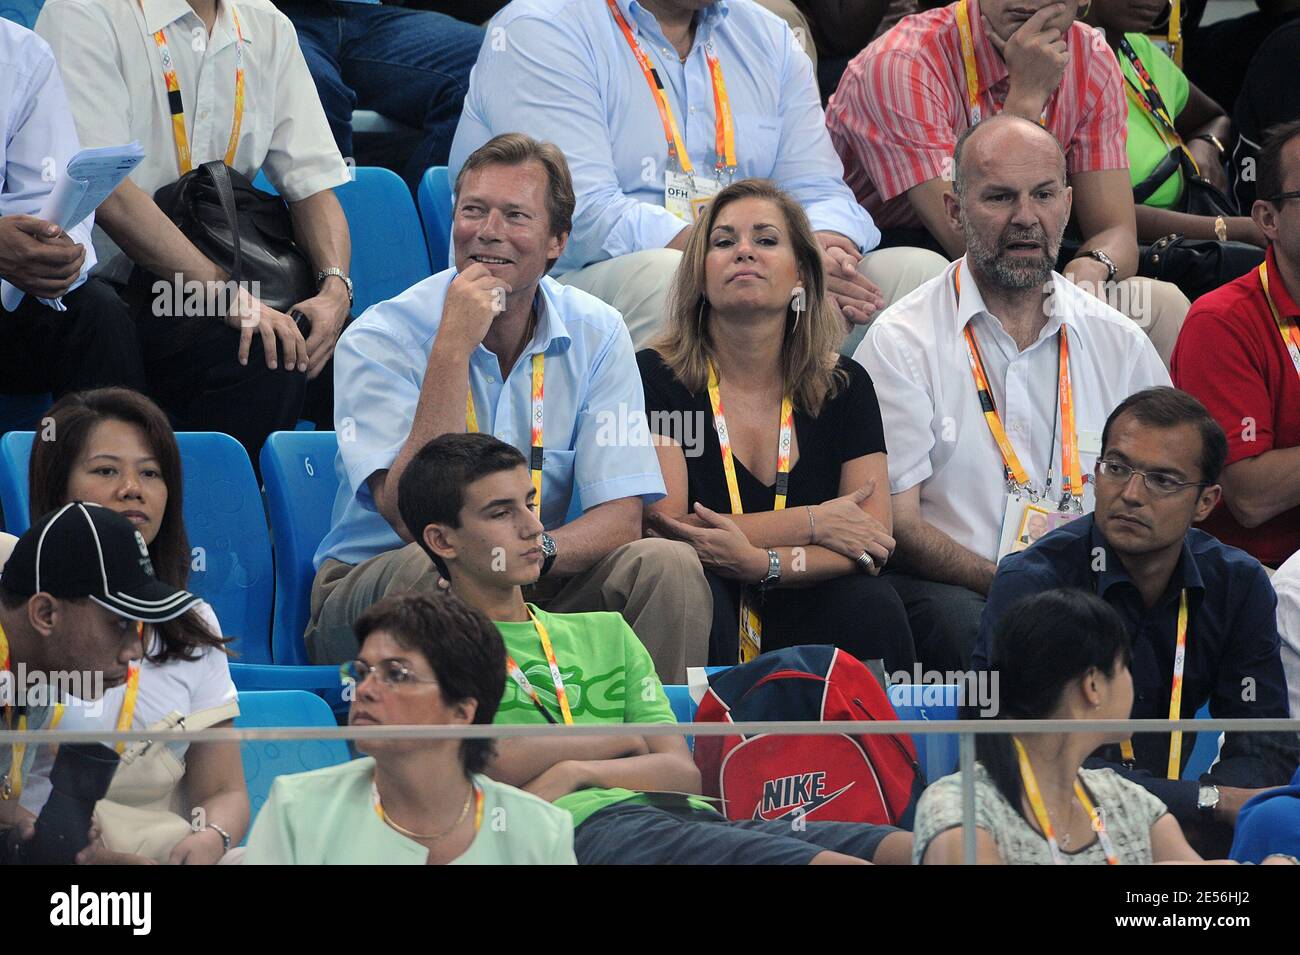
[2,141,146,312]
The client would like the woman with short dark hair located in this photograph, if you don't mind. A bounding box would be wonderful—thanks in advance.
[245,594,576,864]
[915,588,1297,865]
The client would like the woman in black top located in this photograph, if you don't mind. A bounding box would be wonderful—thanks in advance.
[639,179,915,673]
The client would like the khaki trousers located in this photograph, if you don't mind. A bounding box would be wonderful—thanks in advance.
[560,245,950,349]
[306,538,711,683]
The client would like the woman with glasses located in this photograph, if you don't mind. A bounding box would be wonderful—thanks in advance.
[245,594,576,864]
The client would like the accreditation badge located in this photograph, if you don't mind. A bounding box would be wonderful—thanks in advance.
[664,169,722,222]
[996,493,1084,561]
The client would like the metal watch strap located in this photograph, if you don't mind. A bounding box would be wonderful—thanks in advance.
[205,822,232,852]
[317,267,353,304]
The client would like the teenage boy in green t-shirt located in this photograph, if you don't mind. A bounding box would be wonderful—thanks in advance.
[393,431,912,864]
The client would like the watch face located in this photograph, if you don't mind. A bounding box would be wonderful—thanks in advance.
[540,533,556,557]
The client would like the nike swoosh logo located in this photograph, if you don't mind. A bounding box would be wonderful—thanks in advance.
[753,782,855,821]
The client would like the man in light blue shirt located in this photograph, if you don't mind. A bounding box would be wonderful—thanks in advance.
[448,0,947,347]
[0,17,144,401]
[309,132,712,680]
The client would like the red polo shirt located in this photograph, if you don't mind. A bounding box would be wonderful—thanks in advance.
[1171,245,1300,567]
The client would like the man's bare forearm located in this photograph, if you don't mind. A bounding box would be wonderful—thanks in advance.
[95,178,224,283]
[288,190,351,279]
[894,518,996,595]
[486,735,648,787]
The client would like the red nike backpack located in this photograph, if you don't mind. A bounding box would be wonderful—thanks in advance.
[693,646,923,827]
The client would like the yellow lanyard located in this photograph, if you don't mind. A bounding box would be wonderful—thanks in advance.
[1260,261,1300,380]
[706,361,794,662]
[466,353,545,517]
[956,0,1048,127]
[2,620,67,800]
[606,0,736,181]
[1119,590,1189,779]
[147,3,246,175]
[1015,738,1119,865]
[955,264,1082,503]
[526,608,573,725]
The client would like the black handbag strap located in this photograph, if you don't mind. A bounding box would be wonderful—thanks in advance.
[1133,148,1183,205]
[199,160,242,285]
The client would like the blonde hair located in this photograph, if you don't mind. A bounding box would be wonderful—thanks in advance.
[649,179,845,416]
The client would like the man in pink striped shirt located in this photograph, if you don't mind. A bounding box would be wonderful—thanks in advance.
[826,0,1188,364]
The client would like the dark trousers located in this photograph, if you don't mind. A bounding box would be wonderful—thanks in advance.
[880,571,986,674]
[706,570,917,674]
[0,278,146,403]
[574,801,901,865]
[278,0,482,190]
[128,291,309,469]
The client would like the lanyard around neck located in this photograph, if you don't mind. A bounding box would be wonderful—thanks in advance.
[606,0,736,181]
[1118,589,1189,779]
[954,264,1081,503]
[706,360,794,514]
[146,2,246,175]
[503,608,574,726]
[1260,260,1300,380]
[466,353,545,517]
[956,0,1049,127]
[1015,738,1119,864]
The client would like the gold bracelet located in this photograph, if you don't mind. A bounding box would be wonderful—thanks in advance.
[806,505,816,545]
[1214,215,1228,243]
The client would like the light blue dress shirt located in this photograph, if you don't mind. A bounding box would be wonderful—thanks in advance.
[448,0,878,275]
[314,269,666,569]
[0,20,95,302]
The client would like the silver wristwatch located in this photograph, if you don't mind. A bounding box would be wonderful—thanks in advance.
[317,267,353,305]
[1197,785,1221,813]
[204,823,232,852]
[757,548,781,591]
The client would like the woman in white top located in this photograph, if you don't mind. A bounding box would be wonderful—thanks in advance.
[245,594,575,864]
[20,388,248,864]
[914,588,1297,865]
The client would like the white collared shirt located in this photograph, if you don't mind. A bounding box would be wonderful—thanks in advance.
[0,19,96,297]
[1268,551,1300,718]
[853,257,1170,563]
[35,0,349,282]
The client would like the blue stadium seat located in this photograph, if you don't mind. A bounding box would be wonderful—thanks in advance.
[253,166,432,315]
[0,430,275,662]
[889,684,961,782]
[260,430,340,665]
[0,430,32,532]
[663,684,695,724]
[0,1,44,28]
[235,690,351,838]
[417,165,453,271]
[178,432,275,663]
[334,166,433,315]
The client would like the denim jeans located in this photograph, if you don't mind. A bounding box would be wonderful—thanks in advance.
[278,0,482,189]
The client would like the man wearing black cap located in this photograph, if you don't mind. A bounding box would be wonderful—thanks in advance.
[0,502,202,849]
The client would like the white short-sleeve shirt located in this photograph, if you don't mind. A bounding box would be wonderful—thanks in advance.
[35,0,350,282]
[19,601,238,815]
[1269,551,1300,718]
[853,257,1170,563]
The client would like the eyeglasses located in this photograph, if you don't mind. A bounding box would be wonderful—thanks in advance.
[1265,191,1300,204]
[1095,459,1206,496]
[340,659,439,688]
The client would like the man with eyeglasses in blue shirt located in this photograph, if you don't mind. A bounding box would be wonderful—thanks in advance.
[972,386,1300,855]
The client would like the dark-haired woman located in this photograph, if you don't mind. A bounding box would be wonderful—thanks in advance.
[640,178,915,672]
[914,589,1297,865]
[245,594,576,864]
[19,388,247,864]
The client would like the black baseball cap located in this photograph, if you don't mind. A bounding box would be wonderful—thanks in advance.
[0,502,201,623]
